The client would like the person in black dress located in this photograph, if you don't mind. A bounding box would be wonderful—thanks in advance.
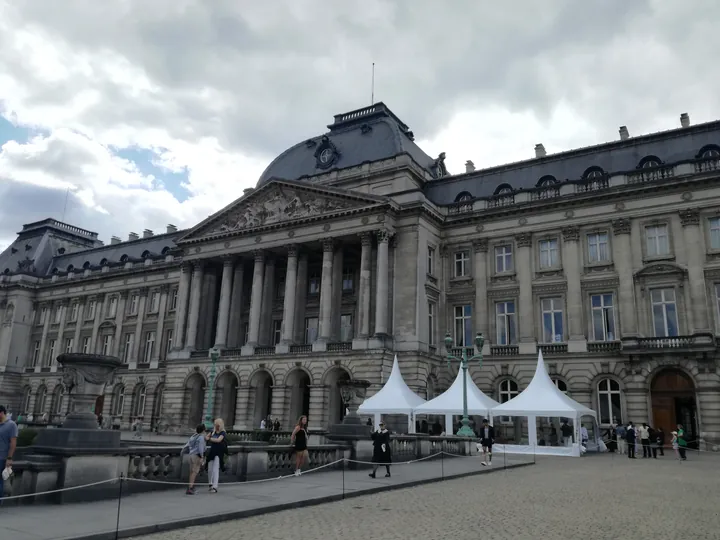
[478,419,495,466]
[291,415,309,476]
[369,420,392,478]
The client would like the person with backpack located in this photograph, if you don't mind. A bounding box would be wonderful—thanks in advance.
[182,424,206,495]
[205,418,227,493]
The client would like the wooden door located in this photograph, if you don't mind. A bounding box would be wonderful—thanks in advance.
[651,395,675,436]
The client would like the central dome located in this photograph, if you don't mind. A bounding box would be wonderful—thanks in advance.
[256,103,437,187]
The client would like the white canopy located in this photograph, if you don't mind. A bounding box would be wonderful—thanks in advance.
[492,350,597,418]
[414,366,499,417]
[359,355,426,415]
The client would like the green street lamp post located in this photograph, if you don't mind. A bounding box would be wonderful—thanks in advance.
[204,347,220,430]
[444,332,485,438]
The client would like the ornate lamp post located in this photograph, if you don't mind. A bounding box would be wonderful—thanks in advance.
[444,332,485,438]
[204,347,220,430]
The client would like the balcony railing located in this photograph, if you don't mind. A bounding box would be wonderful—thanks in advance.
[448,347,475,357]
[626,165,674,184]
[531,187,560,200]
[255,346,276,356]
[621,334,716,355]
[488,193,515,208]
[575,176,609,193]
[637,337,691,349]
[587,341,621,353]
[290,344,312,354]
[538,343,567,354]
[490,345,519,356]
[448,202,473,215]
[694,157,720,173]
[327,342,352,352]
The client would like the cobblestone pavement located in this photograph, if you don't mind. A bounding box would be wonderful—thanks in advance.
[136,451,720,540]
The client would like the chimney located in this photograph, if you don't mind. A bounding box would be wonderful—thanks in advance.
[465,160,475,173]
[619,126,630,140]
[680,113,690,128]
[534,144,546,158]
[128,232,139,242]
[166,224,177,234]
[143,229,153,238]
[243,188,254,195]
[110,236,121,245]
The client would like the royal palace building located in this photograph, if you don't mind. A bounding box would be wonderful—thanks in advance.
[1,104,720,446]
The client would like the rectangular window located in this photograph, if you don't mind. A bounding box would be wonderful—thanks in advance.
[342,267,354,292]
[495,245,513,273]
[541,297,564,343]
[308,272,320,295]
[243,322,249,346]
[32,341,40,366]
[82,337,91,354]
[129,295,139,315]
[65,338,74,353]
[453,305,472,346]
[102,335,113,356]
[47,339,56,365]
[651,288,679,337]
[53,308,62,324]
[427,247,435,275]
[149,292,160,313]
[170,288,178,311]
[39,307,47,325]
[86,300,96,320]
[277,272,286,299]
[645,224,670,257]
[340,314,353,342]
[587,232,609,263]
[272,320,282,345]
[710,218,720,250]
[144,331,155,362]
[305,317,319,344]
[164,329,174,358]
[428,301,436,346]
[123,334,134,363]
[591,294,616,341]
[539,239,559,269]
[454,251,470,278]
[70,303,79,322]
[496,301,516,345]
[107,297,118,318]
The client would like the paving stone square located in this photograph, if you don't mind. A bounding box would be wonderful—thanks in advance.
[136,452,720,540]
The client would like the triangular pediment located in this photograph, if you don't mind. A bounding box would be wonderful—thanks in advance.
[179,179,391,243]
[634,261,687,279]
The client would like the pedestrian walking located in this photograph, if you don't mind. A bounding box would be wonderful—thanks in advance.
[656,427,665,456]
[639,423,651,458]
[626,422,636,458]
[182,424,206,495]
[560,420,573,447]
[132,416,144,440]
[290,415,309,476]
[0,405,18,503]
[478,418,495,466]
[205,418,227,493]
[676,424,688,461]
[671,431,681,460]
[615,423,627,455]
[369,420,392,478]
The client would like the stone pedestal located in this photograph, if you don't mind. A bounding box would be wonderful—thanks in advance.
[327,379,372,468]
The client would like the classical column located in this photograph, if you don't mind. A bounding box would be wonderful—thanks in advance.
[315,238,334,350]
[72,299,86,353]
[515,233,536,354]
[234,385,251,429]
[51,302,68,371]
[112,292,128,358]
[562,226,587,352]
[358,232,372,339]
[172,263,192,351]
[130,288,148,367]
[184,262,205,351]
[151,285,169,367]
[214,257,235,349]
[612,219,638,338]
[374,230,391,337]
[90,295,106,354]
[473,239,489,345]
[308,384,326,429]
[293,253,309,344]
[331,247,344,341]
[279,246,299,350]
[242,251,265,354]
[259,257,276,346]
[680,209,711,336]
[227,260,245,348]
[270,386,287,425]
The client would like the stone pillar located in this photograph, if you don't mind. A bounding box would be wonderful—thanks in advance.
[293,253,309,345]
[331,247,344,341]
[270,386,287,425]
[515,233,536,354]
[52,302,68,371]
[172,263,192,351]
[90,295,106,355]
[129,289,148,368]
[259,257,276,346]
[374,230,391,337]
[151,285,169,368]
[562,226,587,352]
[612,219,638,339]
[473,239,489,350]
[308,384,326,429]
[111,292,128,358]
[242,251,265,355]
[278,245,298,353]
[184,262,205,351]
[199,269,218,349]
[234,385,251,429]
[680,209,711,337]
[315,238,334,351]
[358,232,372,338]
[227,260,245,348]
[214,257,235,349]
[71,299,86,352]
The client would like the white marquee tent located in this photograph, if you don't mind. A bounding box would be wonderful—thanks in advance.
[491,350,598,457]
[358,355,426,432]
[413,366,499,433]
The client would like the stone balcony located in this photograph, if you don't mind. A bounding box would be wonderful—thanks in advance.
[620,334,717,356]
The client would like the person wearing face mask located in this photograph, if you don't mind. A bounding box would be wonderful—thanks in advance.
[369,420,392,478]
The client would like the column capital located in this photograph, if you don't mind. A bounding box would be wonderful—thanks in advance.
[612,218,631,236]
[159,284,171,294]
[561,226,580,243]
[359,231,372,247]
[137,287,149,297]
[514,232,532,248]
[220,255,236,267]
[180,261,192,272]
[375,229,394,243]
[322,238,334,252]
[191,260,206,271]
[679,208,700,227]
[439,244,449,258]
[473,238,489,253]
[119,290,130,300]
[287,244,299,258]
[252,250,265,262]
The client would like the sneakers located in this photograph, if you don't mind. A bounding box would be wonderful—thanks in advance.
[369,472,375,478]
[481,462,487,466]
[294,469,302,476]
[185,487,196,495]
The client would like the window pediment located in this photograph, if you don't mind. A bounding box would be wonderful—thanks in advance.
[634,262,686,281]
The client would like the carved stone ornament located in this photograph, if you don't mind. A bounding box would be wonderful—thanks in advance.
[562,226,580,242]
[314,135,341,170]
[322,238,334,252]
[359,231,372,247]
[679,208,700,227]
[16,257,36,274]
[253,250,265,262]
[209,186,358,234]
[473,238,489,253]
[287,245,299,258]
[515,232,532,248]
[4,303,14,324]
[376,229,393,243]
[612,218,631,236]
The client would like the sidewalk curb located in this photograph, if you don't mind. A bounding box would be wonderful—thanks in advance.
[61,461,535,540]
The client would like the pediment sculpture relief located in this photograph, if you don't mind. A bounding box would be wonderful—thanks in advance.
[212,187,358,234]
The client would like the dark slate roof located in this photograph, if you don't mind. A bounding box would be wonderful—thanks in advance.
[256,103,438,186]
[425,120,720,205]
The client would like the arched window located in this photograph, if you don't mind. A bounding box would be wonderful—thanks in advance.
[454,191,473,203]
[494,184,513,196]
[161,247,171,255]
[498,379,519,422]
[583,167,605,180]
[552,378,568,394]
[141,250,151,259]
[83,261,91,270]
[111,385,125,417]
[132,385,147,418]
[66,265,75,273]
[536,175,558,188]
[21,387,32,413]
[533,175,560,200]
[34,385,48,416]
[639,156,661,169]
[3,268,10,275]
[52,385,65,416]
[597,378,622,425]
[100,258,109,266]
[120,255,129,264]
[698,145,720,159]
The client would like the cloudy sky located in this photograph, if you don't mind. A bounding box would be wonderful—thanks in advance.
[1,0,719,251]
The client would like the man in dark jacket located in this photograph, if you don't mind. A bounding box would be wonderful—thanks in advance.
[369,421,392,478]
[477,419,495,466]
[626,422,636,458]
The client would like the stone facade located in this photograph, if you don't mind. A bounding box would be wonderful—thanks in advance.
[1,104,720,444]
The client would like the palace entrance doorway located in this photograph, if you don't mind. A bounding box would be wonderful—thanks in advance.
[651,369,698,449]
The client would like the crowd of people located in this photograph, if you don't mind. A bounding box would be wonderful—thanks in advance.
[603,421,689,461]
